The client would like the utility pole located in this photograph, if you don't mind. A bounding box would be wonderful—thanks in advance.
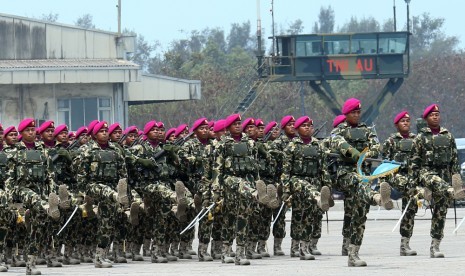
[393,0,397,31]
[117,0,122,36]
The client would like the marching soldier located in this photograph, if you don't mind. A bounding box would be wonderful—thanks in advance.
[210,114,275,265]
[74,121,132,268]
[410,104,465,258]
[5,118,65,275]
[330,98,393,267]
[270,115,297,256]
[281,116,331,260]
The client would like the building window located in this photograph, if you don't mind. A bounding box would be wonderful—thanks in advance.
[57,97,112,130]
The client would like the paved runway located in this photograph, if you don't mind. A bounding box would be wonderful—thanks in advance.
[7,200,465,275]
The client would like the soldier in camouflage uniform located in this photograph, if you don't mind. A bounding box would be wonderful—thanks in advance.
[330,98,393,267]
[270,115,297,256]
[0,125,22,272]
[74,121,133,268]
[5,118,65,275]
[281,116,332,261]
[178,118,215,262]
[127,120,189,263]
[253,119,281,258]
[410,104,465,258]
[210,114,274,265]
[203,119,227,260]
[382,111,426,256]
[51,124,83,265]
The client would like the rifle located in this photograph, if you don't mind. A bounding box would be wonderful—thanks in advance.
[153,132,195,161]
[312,121,327,137]
[117,133,128,145]
[263,127,276,142]
[51,136,84,162]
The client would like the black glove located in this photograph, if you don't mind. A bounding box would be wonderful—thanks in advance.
[57,149,72,162]
[136,158,156,168]
[202,198,211,208]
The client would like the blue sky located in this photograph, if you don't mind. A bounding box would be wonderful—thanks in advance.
[1,0,463,51]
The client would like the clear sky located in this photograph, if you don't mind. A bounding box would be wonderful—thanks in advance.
[1,0,464,52]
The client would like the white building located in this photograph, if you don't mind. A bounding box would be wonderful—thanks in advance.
[0,13,201,130]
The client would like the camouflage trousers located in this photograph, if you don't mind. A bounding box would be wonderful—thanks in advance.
[420,172,451,240]
[87,183,120,249]
[127,189,145,246]
[288,177,321,242]
[211,209,224,242]
[143,182,174,245]
[13,188,52,255]
[0,190,16,252]
[388,174,419,238]
[221,175,255,247]
[336,172,371,246]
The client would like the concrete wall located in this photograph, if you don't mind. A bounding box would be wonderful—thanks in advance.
[0,83,125,129]
[0,14,135,60]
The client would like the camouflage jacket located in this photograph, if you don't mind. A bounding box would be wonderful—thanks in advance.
[211,133,258,191]
[382,132,416,173]
[52,142,76,187]
[5,141,57,200]
[178,137,207,180]
[281,136,331,193]
[74,141,127,189]
[0,144,17,189]
[255,139,280,181]
[410,127,459,181]
[199,139,218,199]
[330,121,380,174]
[271,134,295,180]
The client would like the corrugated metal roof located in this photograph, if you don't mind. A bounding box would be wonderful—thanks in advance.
[0,59,140,70]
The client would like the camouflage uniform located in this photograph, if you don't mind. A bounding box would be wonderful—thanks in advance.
[52,141,82,265]
[5,140,61,273]
[211,133,260,265]
[410,126,459,257]
[0,145,19,271]
[282,136,331,259]
[74,140,128,266]
[252,138,281,257]
[330,121,380,265]
[178,137,213,261]
[270,134,293,252]
[127,140,184,263]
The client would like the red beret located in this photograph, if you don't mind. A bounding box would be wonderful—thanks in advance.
[208,121,215,129]
[342,98,361,115]
[242,118,256,131]
[75,126,88,138]
[138,130,143,136]
[255,118,264,127]
[225,114,242,129]
[264,121,278,134]
[165,128,176,140]
[332,115,346,128]
[92,121,108,135]
[143,120,157,135]
[87,120,100,134]
[4,126,17,136]
[394,111,410,124]
[53,124,68,137]
[157,121,165,129]
[124,125,138,135]
[280,115,295,129]
[175,124,188,138]
[191,117,208,132]
[423,104,439,119]
[18,118,36,132]
[68,131,75,138]
[108,123,122,135]
[38,120,55,134]
[294,116,313,129]
[213,119,226,132]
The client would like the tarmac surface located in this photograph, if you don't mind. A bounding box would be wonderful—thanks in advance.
[7,200,465,275]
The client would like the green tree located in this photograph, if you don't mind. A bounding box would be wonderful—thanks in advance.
[339,16,380,33]
[410,13,459,58]
[286,19,304,35]
[227,21,253,53]
[312,6,335,33]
